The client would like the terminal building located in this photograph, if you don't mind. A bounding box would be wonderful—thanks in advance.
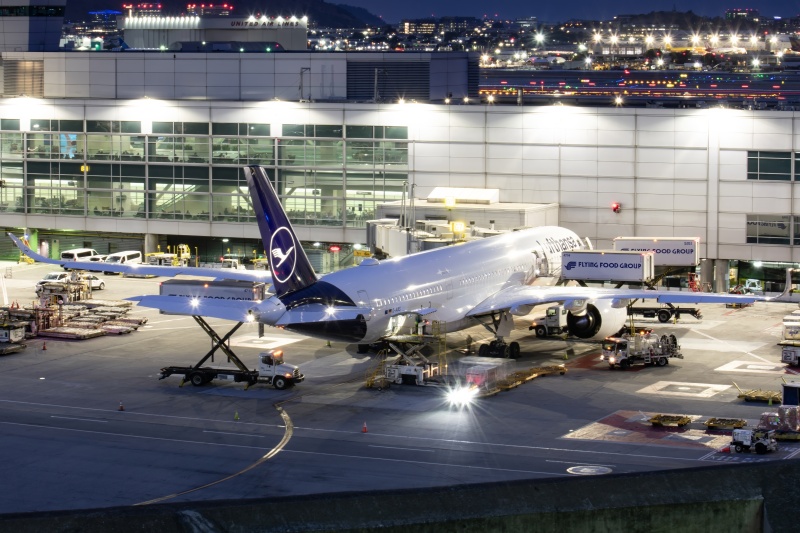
[120,14,308,51]
[0,45,796,289]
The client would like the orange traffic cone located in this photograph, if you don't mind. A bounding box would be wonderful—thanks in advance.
[720,445,731,453]
[42,341,47,351]
[362,422,368,433]
[119,401,125,411]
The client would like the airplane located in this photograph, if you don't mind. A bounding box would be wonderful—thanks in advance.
[8,165,771,358]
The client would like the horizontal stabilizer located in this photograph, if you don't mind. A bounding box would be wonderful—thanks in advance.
[128,295,256,322]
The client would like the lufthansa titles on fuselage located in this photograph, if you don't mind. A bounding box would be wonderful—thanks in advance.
[541,235,583,254]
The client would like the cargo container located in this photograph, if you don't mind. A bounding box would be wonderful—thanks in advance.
[612,237,700,267]
[561,250,654,282]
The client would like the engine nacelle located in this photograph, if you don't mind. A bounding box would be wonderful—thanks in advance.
[566,299,627,340]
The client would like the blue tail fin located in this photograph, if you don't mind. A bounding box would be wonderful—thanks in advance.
[245,166,317,298]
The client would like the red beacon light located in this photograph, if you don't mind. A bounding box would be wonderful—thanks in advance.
[329,245,341,252]
[611,202,622,213]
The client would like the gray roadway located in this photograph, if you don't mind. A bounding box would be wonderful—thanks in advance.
[0,261,797,514]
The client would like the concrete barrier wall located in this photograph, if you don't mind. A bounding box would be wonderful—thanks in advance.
[3,459,795,532]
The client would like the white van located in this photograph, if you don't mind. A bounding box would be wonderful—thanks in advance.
[103,250,142,274]
[61,248,101,269]
[61,248,100,262]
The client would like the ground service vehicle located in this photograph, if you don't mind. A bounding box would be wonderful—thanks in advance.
[529,305,569,337]
[561,250,654,283]
[159,349,304,389]
[221,258,246,270]
[782,345,800,366]
[612,237,699,267]
[158,279,267,313]
[627,305,702,323]
[146,244,191,266]
[730,428,778,454]
[601,332,683,369]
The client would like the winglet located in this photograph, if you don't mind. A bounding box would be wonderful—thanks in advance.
[244,166,317,298]
[7,233,61,265]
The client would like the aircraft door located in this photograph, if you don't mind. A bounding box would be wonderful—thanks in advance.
[357,290,372,321]
[538,252,550,277]
[526,251,549,283]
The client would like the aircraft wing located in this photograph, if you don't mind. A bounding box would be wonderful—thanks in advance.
[8,233,272,283]
[465,285,764,317]
[128,295,255,322]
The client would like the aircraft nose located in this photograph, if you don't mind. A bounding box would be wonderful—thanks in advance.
[252,296,286,325]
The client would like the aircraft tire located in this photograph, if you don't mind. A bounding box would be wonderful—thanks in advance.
[478,344,489,357]
[509,342,521,359]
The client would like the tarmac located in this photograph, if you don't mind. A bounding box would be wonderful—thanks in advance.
[1,259,798,518]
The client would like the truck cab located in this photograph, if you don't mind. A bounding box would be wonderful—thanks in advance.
[529,305,568,337]
[731,428,778,454]
[221,258,246,270]
[258,349,304,389]
[743,279,764,295]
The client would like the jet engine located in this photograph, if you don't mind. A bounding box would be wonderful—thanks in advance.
[566,299,627,340]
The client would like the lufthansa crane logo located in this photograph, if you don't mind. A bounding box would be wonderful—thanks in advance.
[269,227,297,283]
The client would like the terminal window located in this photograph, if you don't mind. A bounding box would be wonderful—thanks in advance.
[747,214,791,245]
[747,151,791,181]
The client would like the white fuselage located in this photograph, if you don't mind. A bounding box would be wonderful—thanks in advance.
[319,226,583,343]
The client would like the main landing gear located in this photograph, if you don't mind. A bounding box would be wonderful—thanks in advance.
[478,339,520,359]
[475,310,521,359]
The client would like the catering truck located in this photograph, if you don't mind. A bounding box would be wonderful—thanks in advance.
[159,349,304,389]
[561,250,655,283]
[158,279,267,314]
[612,237,699,267]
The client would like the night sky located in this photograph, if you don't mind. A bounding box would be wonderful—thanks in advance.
[342,1,799,24]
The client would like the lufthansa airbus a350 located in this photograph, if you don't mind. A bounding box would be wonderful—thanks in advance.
[9,166,767,357]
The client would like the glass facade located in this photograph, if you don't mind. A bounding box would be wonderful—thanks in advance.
[747,151,792,181]
[0,120,409,225]
[746,214,792,245]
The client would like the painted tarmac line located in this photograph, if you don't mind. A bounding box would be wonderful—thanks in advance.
[368,444,435,453]
[50,416,108,423]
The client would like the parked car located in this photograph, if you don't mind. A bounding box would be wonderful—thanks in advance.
[89,255,108,262]
[35,272,71,294]
[80,274,105,290]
